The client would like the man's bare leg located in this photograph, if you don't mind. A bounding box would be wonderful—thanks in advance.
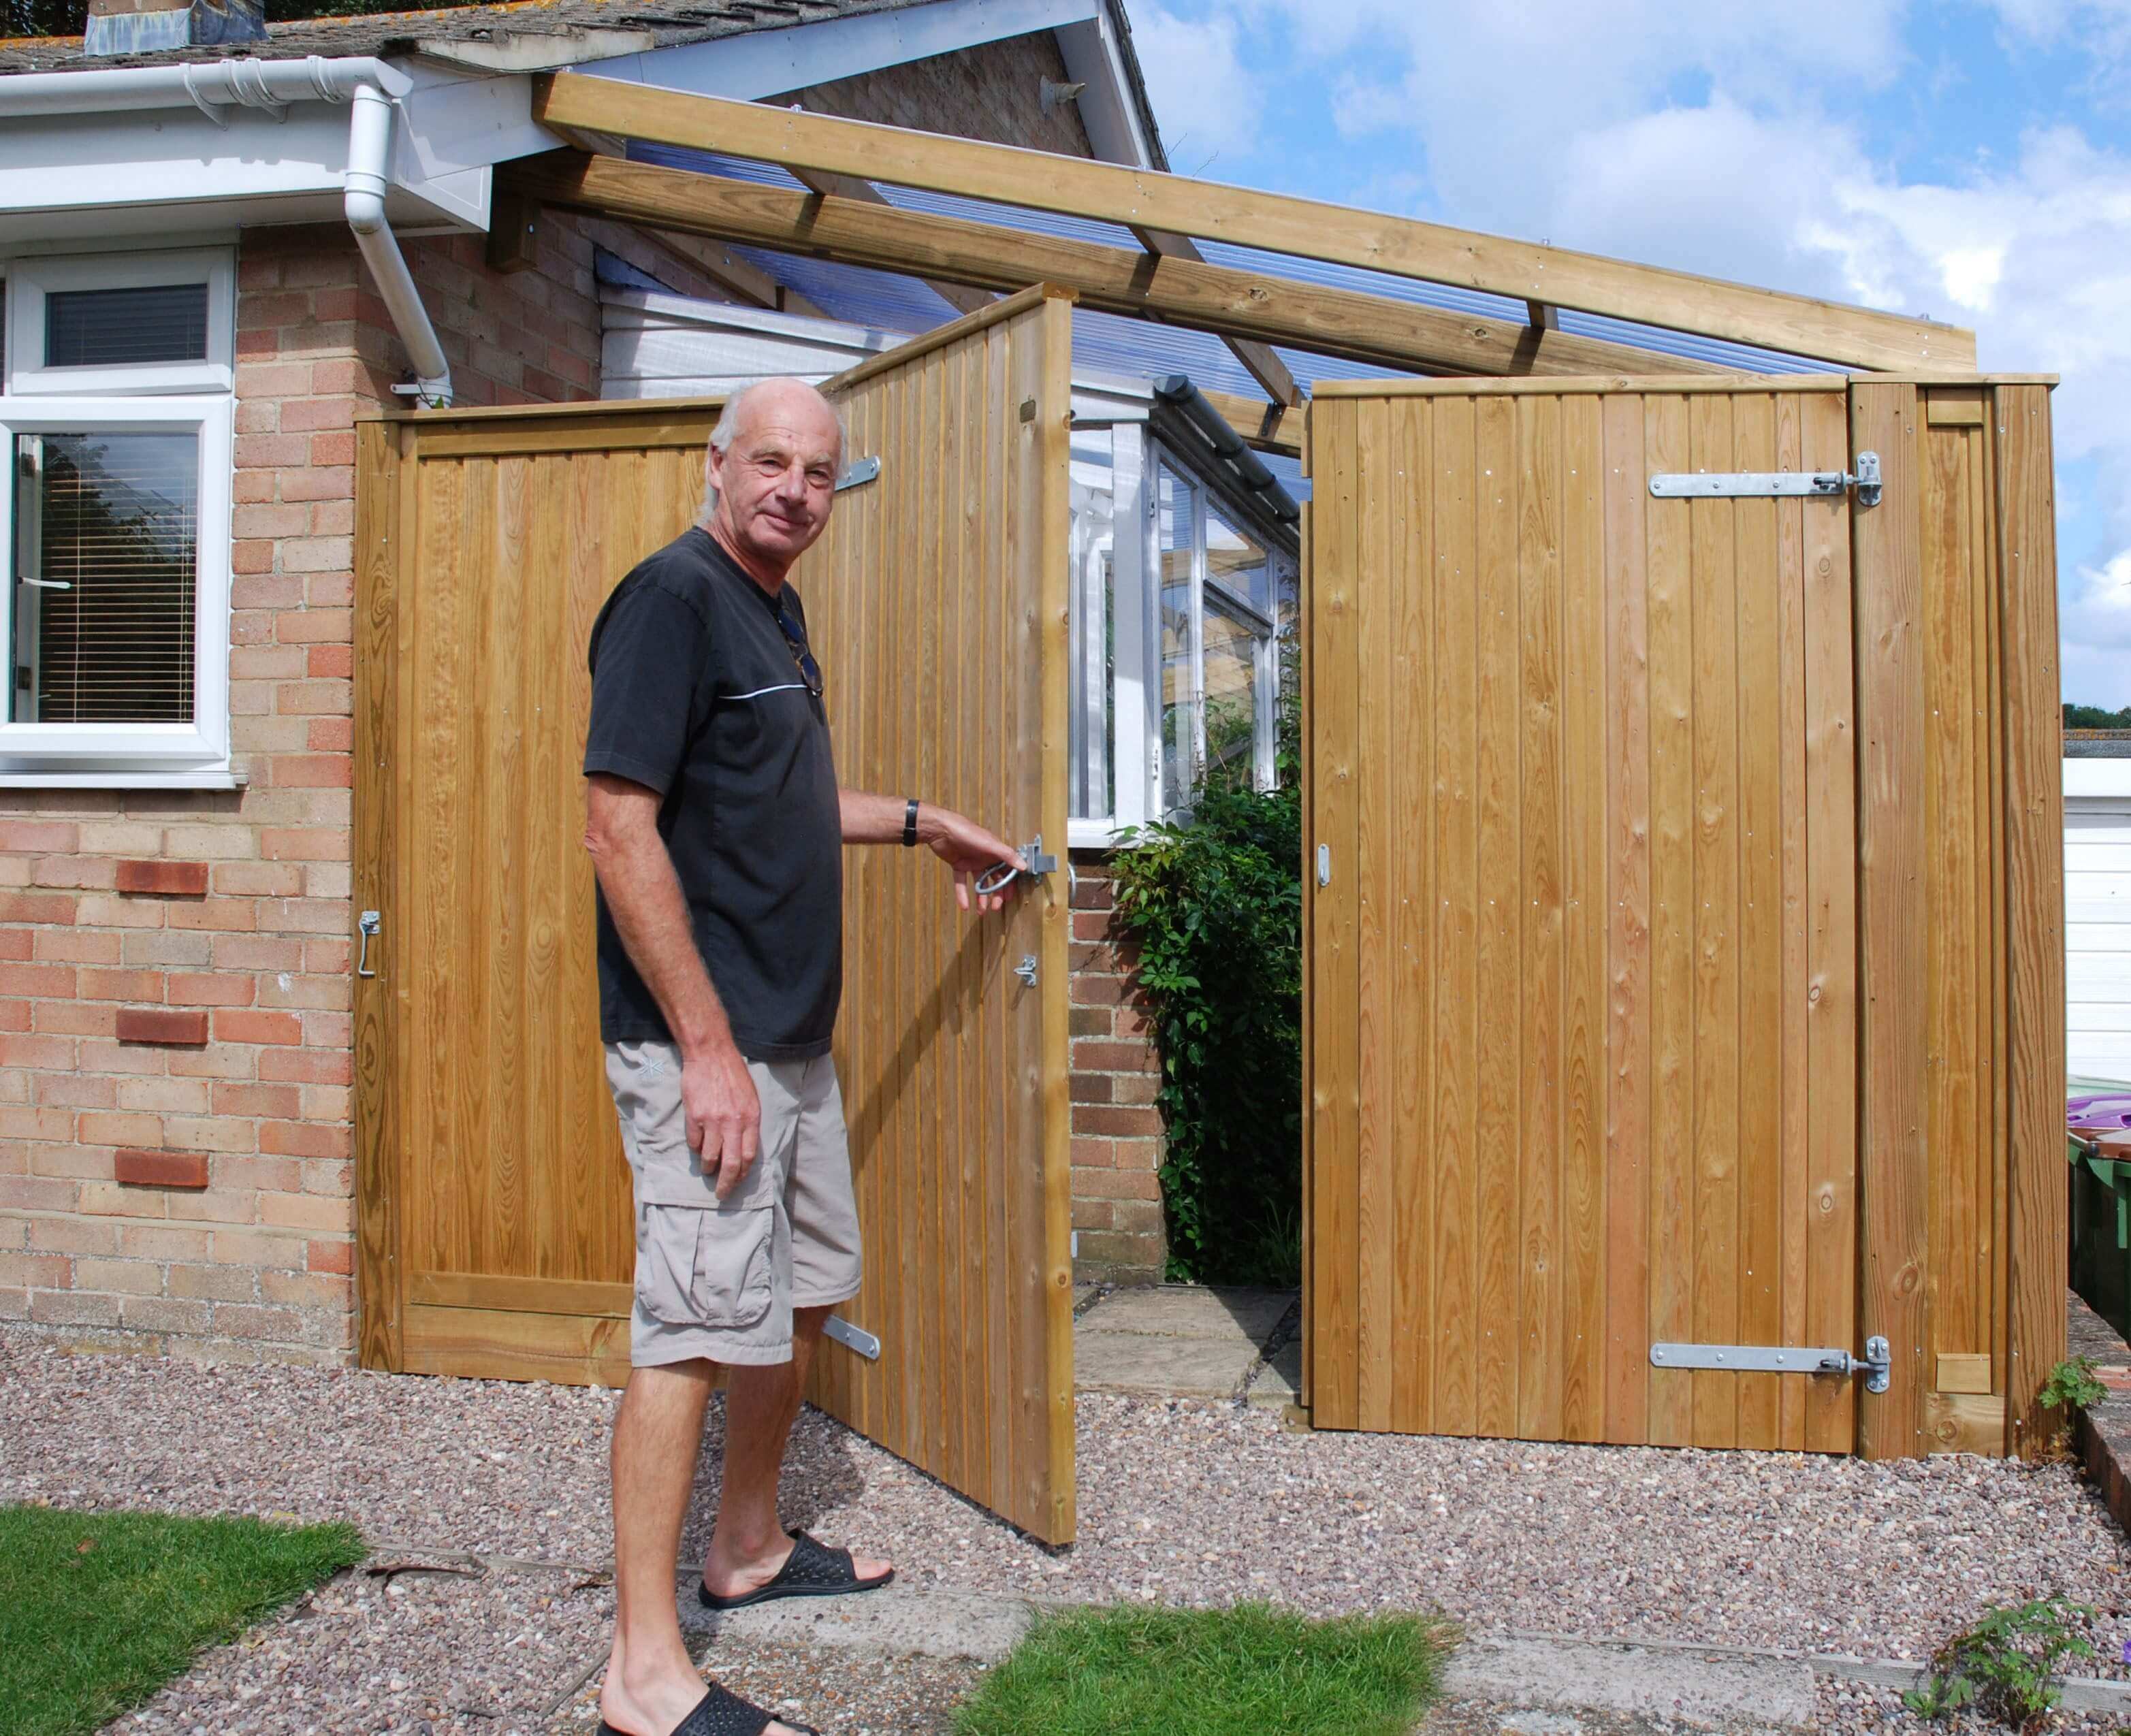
[701,1304,893,1596]
[598,1361,810,1736]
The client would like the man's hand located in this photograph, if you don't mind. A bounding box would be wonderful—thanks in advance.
[925,809,1025,913]
[683,1041,761,1200]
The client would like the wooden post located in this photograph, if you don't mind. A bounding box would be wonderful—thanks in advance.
[1850,381,1932,1459]
[1996,383,2069,1457]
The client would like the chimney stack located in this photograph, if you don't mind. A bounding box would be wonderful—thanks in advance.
[82,0,266,57]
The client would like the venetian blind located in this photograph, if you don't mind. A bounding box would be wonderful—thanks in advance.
[14,431,197,724]
[44,282,209,369]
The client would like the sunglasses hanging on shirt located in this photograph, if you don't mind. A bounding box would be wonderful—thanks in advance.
[773,600,824,698]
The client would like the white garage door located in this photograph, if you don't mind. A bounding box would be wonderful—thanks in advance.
[2068,758,2131,1082]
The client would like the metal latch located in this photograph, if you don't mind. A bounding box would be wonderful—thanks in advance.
[834,455,880,494]
[973,835,1059,898]
[1014,955,1039,988]
[823,1315,880,1360]
[1650,450,1880,509]
[1316,844,1330,886]
[1650,1335,1891,1394]
[356,910,381,979]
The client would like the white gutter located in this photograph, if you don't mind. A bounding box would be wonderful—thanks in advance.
[0,55,453,406]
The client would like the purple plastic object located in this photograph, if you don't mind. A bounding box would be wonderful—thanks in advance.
[2068,1095,2131,1131]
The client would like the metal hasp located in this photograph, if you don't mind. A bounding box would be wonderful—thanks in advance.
[834,455,880,494]
[356,910,381,979]
[1649,450,1881,508]
[823,1314,880,1360]
[1650,1335,1893,1394]
[1014,955,1039,988]
[972,834,1059,900]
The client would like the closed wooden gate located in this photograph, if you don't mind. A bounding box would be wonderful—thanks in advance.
[1302,374,2065,1459]
[353,288,1078,1542]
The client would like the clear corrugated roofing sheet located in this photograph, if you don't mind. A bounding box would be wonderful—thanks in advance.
[626,140,1823,400]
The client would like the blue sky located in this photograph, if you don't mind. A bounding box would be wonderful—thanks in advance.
[1126,0,2131,705]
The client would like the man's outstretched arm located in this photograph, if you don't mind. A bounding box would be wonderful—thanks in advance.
[838,791,1025,913]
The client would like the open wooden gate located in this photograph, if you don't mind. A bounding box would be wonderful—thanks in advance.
[1302,374,2066,1459]
[353,288,1078,1543]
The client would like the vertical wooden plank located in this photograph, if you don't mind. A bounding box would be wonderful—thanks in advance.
[487,455,530,1276]
[1516,393,1565,1441]
[1391,398,1437,1434]
[1560,395,1607,1442]
[1996,383,2067,1458]
[1353,397,1395,1431]
[1473,393,1522,1440]
[1309,396,1362,1430]
[1602,393,1652,1445]
[1644,393,1695,1447]
[1034,297,1076,1541]
[1774,395,1812,1451]
[1802,390,1861,1456]
[1852,379,1931,1460]
[517,451,567,1285]
[1733,393,1784,1451]
[980,323,1014,1507]
[1920,407,1987,1370]
[1688,393,1742,1451]
[1431,396,1480,1438]
[353,419,404,1372]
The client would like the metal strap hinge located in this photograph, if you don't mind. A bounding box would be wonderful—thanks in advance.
[1650,450,1880,508]
[834,456,880,494]
[824,1315,880,1360]
[1650,1336,1891,1394]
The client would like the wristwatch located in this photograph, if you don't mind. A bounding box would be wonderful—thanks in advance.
[902,797,920,847]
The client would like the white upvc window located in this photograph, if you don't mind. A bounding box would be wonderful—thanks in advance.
[0,249,237,786]
[1068,423,1296,848]
[5,249,236,398]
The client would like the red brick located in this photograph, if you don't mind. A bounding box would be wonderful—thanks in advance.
[0,893,75,925]
[306,646,355,682]
[1070,1074,1113,1104]
[1072,1104,1164,1138]
[259,1046,351,1084]
[115,860,210,897]
[166,972,256,1009]
[114,1148,210,1189]
[0,821,78,854]
[78,968,164,1003]
[1072,1040,1159,1073]
[216,1006,303,1046]
[307,718,355,754]
[116,1007,210,1047]
[268,754,352,789]
[1070,974,1125,1007]
[0,963,75,997]
[259,1120,351,1160]
[1070,1138,1115,1169]
[306,1237,353,1275]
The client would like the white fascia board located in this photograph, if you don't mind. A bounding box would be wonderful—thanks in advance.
[1053,10,1153,168]
[578,0,1096,101]
[0,67,500,242]
[2068,758,2131,802]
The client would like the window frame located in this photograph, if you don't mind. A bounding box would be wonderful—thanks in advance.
[4,248,236,398]
[0,393,234,777]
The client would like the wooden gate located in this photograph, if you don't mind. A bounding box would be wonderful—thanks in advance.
[353,289,1078,1542]
[1302,374,2065,1458]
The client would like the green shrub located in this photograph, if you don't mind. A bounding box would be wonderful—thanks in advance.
[1110,698,1302,1286]
[1902,1596,2097,1728]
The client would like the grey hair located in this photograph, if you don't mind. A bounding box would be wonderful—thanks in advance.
[699,376,850,519]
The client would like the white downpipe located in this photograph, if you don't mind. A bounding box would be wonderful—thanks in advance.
[342,83,451,407]
[0,55,451,407]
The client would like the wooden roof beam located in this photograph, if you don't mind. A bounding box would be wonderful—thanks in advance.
[787,164,995,318]
[1129,223,1303,408]
[1198,389,1304,457]
[532,73,1975,372]
[503,150,1733,384]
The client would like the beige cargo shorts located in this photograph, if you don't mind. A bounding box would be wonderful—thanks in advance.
[605,1040,863,1368]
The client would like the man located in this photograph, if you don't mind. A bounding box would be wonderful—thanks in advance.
[582,377,1024,1736]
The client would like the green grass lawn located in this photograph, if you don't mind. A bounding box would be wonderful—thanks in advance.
[954,1602,1452,1736]
[0,1505,363,1736]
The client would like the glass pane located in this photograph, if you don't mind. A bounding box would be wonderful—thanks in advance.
[1202,594,1262,790]
[13,431,199,724]
[45,283,209,369]
[1157,462,1196,809]
[1204,499,1270,615]
[1067,430,1116,820]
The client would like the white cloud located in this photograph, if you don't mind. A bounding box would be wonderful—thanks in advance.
[1127,1,1262,173]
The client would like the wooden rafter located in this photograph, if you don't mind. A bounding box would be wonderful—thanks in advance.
[503,151,1731,383]
[1131,225,1302,408]
[532,74,1976,372]
[786,165,995,318]
[1199,389,1304,457]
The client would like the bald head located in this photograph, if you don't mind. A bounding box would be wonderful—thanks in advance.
[699,377,848,590]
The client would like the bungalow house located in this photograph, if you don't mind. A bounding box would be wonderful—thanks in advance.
[0,0,1205,1366]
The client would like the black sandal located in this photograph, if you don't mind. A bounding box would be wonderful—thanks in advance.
[696,1528,895,1612]
[599,1682,819,1736]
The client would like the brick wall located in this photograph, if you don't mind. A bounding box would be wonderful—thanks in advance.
[0,214,608,1362]
[1068,856,1166,1284]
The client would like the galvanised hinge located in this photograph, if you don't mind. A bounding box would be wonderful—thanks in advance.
[1650,450,1881,509]
[1650,1335,1892,1394]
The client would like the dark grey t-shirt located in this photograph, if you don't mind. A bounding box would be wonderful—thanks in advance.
[583,526,842,1059]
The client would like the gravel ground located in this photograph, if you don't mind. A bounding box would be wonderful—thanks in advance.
[551,1642,977,1735]
[8,1324,2131,1729]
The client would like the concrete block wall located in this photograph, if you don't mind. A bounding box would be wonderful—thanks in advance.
[1068,857,1167,1284]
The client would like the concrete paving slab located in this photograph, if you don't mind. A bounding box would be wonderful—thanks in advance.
[1446,1634,1813,1730]
[1249,1334,1303,1406]
[677,1580,1036,1663]
[1076,1283,1295,1343]
[1072,1327,1261,1396]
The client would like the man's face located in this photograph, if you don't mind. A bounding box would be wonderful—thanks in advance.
[705,387,842,574]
